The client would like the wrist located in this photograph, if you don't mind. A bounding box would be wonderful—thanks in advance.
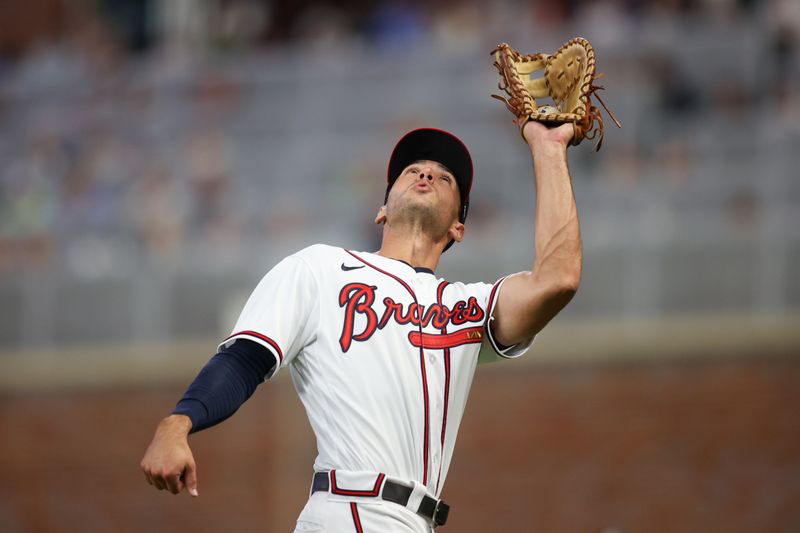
[160,413,193,435]
[529,138,567,160]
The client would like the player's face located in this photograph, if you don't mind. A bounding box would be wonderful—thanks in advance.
[376,160,464,243]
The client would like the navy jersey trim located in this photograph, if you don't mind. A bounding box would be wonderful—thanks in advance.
[386,256,434,275]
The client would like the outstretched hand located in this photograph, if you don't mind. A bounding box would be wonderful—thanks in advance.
[518,119,575,149]
[141,414,199,497]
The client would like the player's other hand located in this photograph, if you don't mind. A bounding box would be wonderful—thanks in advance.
[519,119,575,149]
[141,414,199,497]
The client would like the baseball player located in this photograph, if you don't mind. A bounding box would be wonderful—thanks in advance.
[141,121,581,532]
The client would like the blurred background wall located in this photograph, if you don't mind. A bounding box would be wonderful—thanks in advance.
[0,0,798,532]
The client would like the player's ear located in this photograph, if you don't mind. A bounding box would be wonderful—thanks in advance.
[375,205,387,225]
[449,221,465,243]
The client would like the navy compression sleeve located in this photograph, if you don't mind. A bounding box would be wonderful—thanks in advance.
[172,339,277,433]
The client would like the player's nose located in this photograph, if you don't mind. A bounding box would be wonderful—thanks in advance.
[419,167,434,181]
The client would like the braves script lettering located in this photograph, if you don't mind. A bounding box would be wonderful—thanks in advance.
[338,283,485,351]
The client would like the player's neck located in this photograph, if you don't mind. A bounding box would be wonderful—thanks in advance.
[377,228,444,271]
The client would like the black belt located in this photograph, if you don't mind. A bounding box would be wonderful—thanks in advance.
[311,471,450,527]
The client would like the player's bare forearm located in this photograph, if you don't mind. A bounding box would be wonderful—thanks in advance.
[528,123,582,286]
[141,414,199,497]
[492,122,582,346]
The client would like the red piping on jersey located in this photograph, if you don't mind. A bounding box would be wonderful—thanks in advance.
[483,277,504,331]
[350,502,364,533]
[435,280,451,495]
[345,250,431,486]
[223,330,283,364]
[330,470,385,497]
[345,250,415,295]
[417,341,431,486]
[408,327,484,349]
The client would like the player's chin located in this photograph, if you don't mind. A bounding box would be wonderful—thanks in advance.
[393,194,429,212]
[400,197,438,215]
[391,201,434,223]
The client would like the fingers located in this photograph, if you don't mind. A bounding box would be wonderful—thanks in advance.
[164,472,185,494]
[146,470,184,494]
[141,462,193,495]
[184,462,199,497]
[153,477,169,492]
[141,461,161,490]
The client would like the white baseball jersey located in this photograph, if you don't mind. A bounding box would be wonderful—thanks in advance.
[220,244,533,499]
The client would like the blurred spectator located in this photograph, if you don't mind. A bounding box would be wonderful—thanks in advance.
[97,0,153,53]
[185,129,240,248]
[292,3,353,49]
[430,1,483,52]
[366,0,427,49]
[725,187,760,237]
[574,0,634,49]
[769,25,798,90]
[651,54,701,117]
[0,137,59,272]
[123,162,187,264]
[656,136,697,187]
[599,142,643,188]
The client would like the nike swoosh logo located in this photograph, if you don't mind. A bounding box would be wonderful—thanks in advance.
[341,263,365,271]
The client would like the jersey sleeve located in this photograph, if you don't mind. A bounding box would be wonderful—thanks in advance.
[218,254,318,379]
[482,276,535,359]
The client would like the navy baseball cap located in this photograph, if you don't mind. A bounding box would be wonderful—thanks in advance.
[385,128,473,226]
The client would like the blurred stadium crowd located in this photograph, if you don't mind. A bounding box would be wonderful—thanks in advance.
[0,0,798,348]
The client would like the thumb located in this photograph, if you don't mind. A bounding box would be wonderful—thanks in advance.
[184,462,199,497]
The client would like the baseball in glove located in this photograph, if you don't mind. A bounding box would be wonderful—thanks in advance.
[491,37,621,150]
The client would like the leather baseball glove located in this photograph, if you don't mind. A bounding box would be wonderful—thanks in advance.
[491,38,620,150]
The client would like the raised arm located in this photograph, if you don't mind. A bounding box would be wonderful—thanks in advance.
[490,121,582,346]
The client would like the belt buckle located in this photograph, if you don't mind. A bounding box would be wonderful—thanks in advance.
[432,499,449,527]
